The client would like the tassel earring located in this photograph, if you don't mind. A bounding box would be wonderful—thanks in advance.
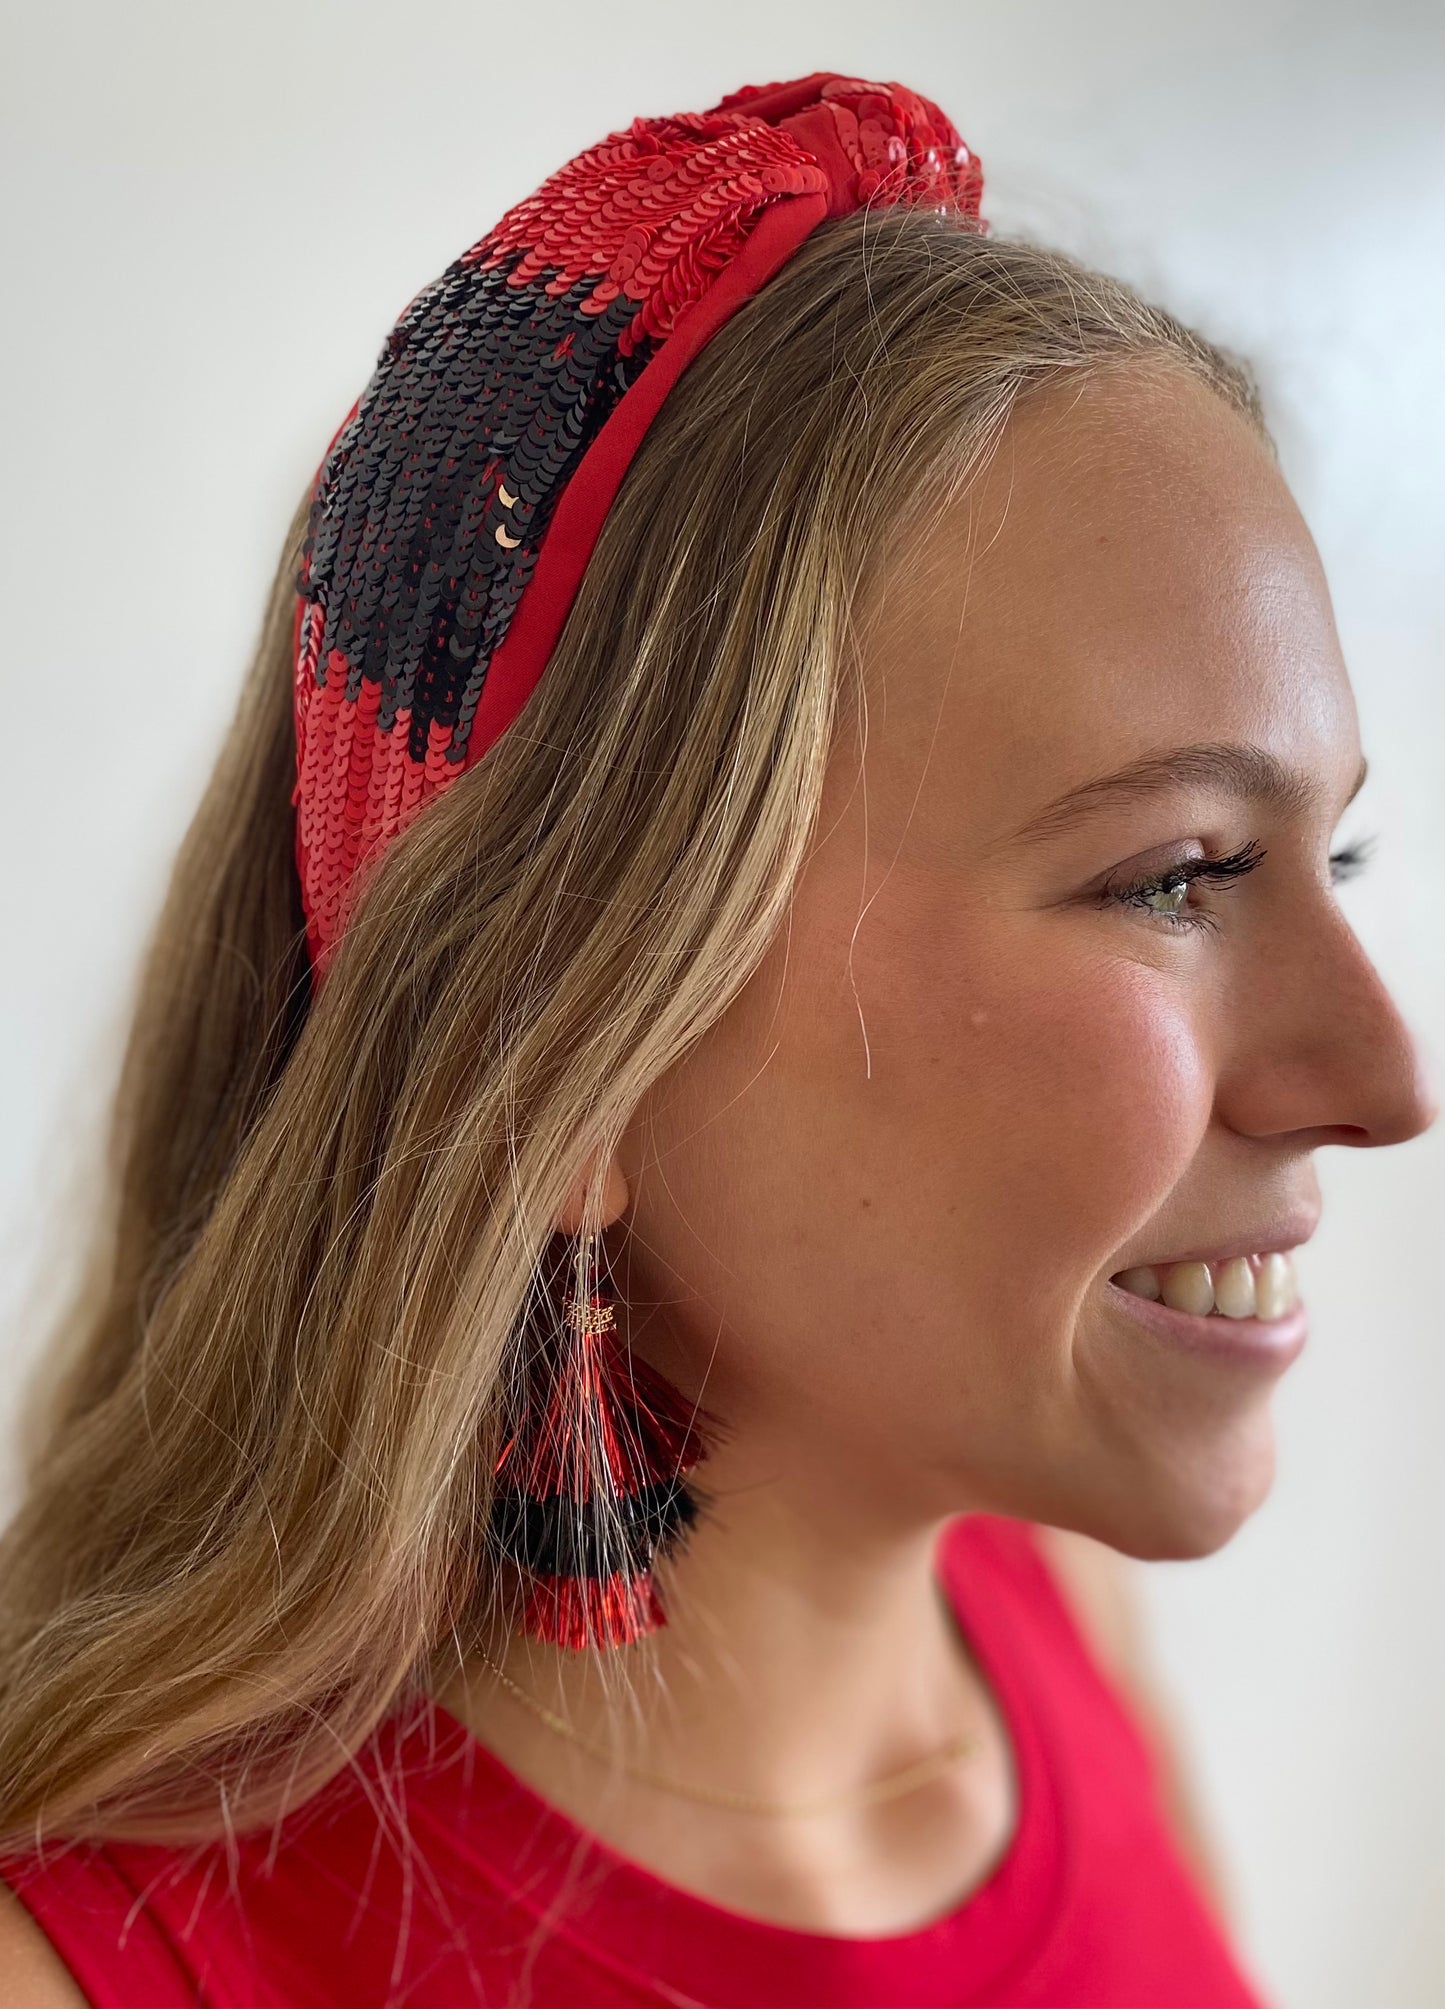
[489,1228,713,1650]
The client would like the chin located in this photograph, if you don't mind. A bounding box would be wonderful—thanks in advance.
[1018,1404,1280,1562]
[1107,1422,1280,1561]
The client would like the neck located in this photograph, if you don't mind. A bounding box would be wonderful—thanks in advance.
[435,1437,999,1815]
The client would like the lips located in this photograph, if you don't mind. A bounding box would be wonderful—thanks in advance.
[1104,1274,1308,1372]
[1110,1208,1321,1276]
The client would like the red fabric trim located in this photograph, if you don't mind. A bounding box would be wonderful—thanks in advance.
[471,189,827,760]
[286,74,985,982]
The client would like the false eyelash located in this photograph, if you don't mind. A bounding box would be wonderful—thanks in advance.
[1103,838,1268,936]
[1102,829,1378,937]
[1327,830,1378,883]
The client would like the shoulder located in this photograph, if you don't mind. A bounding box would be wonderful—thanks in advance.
[945,1511,1150,1687]
[1024,1521,1240,1929]
[960,1512,1171,1771]
[1028,1520,1150,1688]
[0,1879,89,2008]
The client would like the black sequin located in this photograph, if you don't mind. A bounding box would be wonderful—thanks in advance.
[297,248,660,767]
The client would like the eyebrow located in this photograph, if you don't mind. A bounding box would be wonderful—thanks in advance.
[996,742,1370,850]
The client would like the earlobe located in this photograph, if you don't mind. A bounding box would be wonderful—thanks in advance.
[553,1145,630,1239]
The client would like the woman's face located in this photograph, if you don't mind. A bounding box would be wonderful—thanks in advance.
[617,365,1438,1558]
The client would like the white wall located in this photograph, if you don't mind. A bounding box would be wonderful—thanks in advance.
[2,4,1441,2003]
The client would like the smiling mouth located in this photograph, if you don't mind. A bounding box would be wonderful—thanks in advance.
[1108,1250,1300,1322]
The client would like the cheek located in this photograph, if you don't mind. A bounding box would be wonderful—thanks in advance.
[623,892,1216,1444]
[950,958,1210,1270]
[847,912,1216,1299]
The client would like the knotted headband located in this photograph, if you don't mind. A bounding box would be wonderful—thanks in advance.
[290,72,986,986]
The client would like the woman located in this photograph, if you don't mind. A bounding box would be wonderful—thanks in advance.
[0,70,1434,2009]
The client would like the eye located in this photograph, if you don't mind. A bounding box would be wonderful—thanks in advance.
[1326,831,1377,884]
[1098,840,1267,936]
[1097,832,1376,937]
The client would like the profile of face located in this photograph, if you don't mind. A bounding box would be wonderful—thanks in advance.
[615,365,1438,1562]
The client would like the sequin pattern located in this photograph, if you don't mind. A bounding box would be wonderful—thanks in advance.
[293,75,985,980]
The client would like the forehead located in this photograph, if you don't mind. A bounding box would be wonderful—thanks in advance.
[853,366,1356,852]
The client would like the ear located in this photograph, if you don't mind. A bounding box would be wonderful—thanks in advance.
[554,1143,630,1238]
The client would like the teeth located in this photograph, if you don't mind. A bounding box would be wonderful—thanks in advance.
[1114,1265,1162,1300]
[1161,1262,1215,1316]
[1254,1252,1295,1320]
[1113,1251,1299,1321]
[1212,1257,1257,1319]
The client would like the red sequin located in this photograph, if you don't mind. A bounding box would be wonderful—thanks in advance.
[292,74,986,988]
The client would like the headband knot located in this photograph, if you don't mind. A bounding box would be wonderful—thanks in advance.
[292,72,985,982]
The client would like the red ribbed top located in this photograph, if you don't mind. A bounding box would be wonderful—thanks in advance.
[0,1514,1271,2007]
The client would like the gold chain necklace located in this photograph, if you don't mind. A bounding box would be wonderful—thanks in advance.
[473,1651,980,1816]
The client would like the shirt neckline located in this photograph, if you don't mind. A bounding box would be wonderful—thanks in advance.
[408,1514,1069,2008]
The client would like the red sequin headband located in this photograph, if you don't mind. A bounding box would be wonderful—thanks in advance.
[290,72,986,986]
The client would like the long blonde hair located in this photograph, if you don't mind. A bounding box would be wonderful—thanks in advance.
[0,206,1270,1846]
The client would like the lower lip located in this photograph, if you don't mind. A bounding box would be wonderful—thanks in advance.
[1104,1279,1308,1372]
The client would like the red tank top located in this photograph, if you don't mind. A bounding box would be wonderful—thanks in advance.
[0,1513,1270,2008]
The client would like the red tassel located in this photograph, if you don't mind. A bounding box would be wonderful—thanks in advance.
[521,1572,666,1653]
[492,1278,711,1649]
[505,1287,706,1500]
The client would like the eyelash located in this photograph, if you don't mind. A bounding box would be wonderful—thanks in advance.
[1100,831,1378,936]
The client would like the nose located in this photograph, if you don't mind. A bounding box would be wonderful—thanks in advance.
[1221,895,1440,1149]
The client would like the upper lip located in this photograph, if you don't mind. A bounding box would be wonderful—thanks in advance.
[1109,1207,1321,1275]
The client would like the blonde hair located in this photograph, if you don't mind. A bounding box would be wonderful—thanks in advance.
[0,205,1270,1847]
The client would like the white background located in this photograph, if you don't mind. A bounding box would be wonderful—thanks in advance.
[2,4,1441,2003]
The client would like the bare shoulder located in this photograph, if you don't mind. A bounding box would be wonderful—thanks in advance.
[0,1879,89,2008]
[1030,1520,1151,1685]
[1028,1521,1238,1928]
